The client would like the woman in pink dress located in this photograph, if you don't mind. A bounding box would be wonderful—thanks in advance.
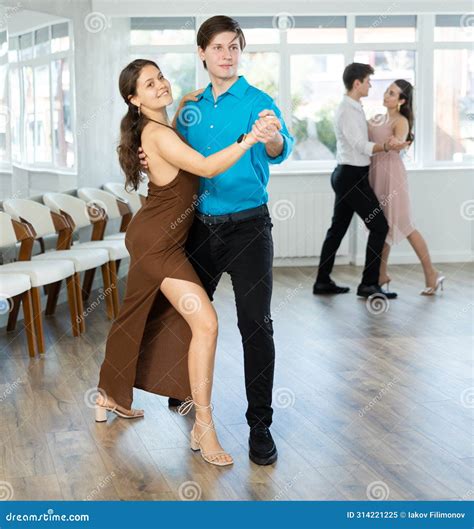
[368,80,445,295]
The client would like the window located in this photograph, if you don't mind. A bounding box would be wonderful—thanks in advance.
[0,31,9,164]
[9,21,75,169]
[129,15,470,169]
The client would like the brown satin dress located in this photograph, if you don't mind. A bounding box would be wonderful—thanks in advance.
[98,127,201,409]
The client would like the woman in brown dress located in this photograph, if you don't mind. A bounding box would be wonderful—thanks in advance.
[95,59,280,467]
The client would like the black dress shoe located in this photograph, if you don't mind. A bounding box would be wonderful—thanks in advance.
[313,280,350,295]
[168,397,183,407]
[249,426,278,465]
[356,284,398,299]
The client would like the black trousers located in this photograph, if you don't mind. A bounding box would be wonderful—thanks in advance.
[316,164,389,286]
[185,209,275,429]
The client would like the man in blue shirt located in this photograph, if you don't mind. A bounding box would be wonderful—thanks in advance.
[143,15,293,465]
[178,16,293,467]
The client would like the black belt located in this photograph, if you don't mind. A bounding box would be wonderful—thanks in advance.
[196,204,269,225]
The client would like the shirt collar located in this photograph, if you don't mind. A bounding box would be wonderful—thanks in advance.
[343,94,364,111]
[199,75,250,102]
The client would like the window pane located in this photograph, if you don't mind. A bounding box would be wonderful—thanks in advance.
[288,16,346,43]
[240,52,279,100]
[35,26,50,57]
[354,50,416,161]
[8,36,18,62]
[19,32,33,60]
[52,58,74,167]
[434,49,474,162]
[10,67,21,161]
[131,54,196,118]
[22,66,34,163]
[355,15,416,43]
[435,15,474,42]
[290,54,345,161]
[130,17,195,45]
[51,22,70,52]
[0,63,8,161]
[34,64,52,162]
[235,17,279,44]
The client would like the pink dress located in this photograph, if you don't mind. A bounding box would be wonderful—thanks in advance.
[368,115,415,246]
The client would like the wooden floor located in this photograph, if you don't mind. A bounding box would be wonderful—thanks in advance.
[0,262,472,501]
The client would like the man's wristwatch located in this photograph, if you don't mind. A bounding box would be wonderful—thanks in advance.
[237,133,252,151]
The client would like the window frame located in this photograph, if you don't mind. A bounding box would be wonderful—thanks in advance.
[8,19,77,174]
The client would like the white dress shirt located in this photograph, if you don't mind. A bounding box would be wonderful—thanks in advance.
[334,95,375,166]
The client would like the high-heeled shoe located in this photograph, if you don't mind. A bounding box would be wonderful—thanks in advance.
[95,396,144,422]
[178,399,233,467]
[420,273,446,295]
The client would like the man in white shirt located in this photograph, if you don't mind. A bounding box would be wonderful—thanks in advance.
[313,63,408,299]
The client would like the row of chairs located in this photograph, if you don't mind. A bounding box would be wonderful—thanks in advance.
[0,183,146,358]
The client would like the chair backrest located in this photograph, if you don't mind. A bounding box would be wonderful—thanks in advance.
[43,193,91,230]
[3,198,55,239]
[0,211,20,248]
[77,188,122,219]
[103,182,142,214]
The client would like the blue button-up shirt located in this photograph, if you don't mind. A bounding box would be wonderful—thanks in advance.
[176,76,294,215]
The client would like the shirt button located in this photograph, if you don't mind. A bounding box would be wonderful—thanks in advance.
[210,125,214,128]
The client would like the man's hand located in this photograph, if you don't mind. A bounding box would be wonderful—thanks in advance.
[251,110,282,144]
[138,147,149,170]
[387,135,411,151]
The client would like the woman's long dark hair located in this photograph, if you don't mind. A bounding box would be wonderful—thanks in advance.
[117,59,160,191]
[394,79,414,144]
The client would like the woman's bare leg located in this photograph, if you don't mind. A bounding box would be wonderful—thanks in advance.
[406,230,439,287]
[160,277,232,465]
[379,242,392,285]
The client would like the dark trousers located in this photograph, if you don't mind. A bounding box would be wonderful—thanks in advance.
[316,164,389,286]
[185,209,275,429]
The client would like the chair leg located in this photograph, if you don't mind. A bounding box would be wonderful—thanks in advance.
[108,260,120,319]
[6,294,21,332]
[74,272,85,333]
[31,287,45,354]
[21,290,37,358]
[100,263,114,320]
[82,268,96,301]
[65,276,80,337]
[45,280,62,316]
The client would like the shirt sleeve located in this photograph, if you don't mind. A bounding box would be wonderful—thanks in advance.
[255,99,294,165]
[340,111,375,157]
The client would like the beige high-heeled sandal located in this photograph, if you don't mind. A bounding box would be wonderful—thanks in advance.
[95,396,144,422]
[178,399,233,467]
[420,272,446,296]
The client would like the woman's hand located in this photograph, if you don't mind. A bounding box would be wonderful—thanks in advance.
[250,110,282,144]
